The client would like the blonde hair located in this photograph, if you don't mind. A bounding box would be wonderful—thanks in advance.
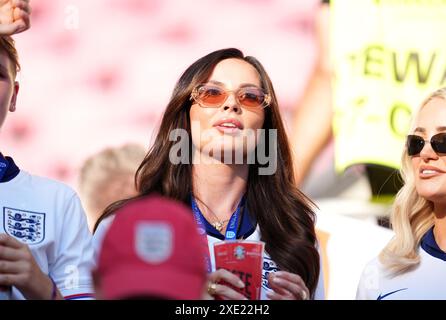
[79,143,146,230]
[379,87,446,275]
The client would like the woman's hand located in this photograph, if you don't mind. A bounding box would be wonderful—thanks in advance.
[203,268,248,300]
[0,233,61,300]
[0,0,31,35]
[267,271,310,300]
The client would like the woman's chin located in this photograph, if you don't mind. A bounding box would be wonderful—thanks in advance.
[417,188,446,204]
[195,144,252,164]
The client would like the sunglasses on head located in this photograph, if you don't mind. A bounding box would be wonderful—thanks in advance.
[190,83,271,110]
[406,132,446,156]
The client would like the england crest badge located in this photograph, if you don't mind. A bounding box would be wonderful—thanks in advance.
[3,207,45,245]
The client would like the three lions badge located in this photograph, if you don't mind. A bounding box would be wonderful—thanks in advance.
[3,207,45,244]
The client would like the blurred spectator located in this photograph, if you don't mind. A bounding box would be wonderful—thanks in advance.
[292,0,332,188]
[93,195,208,300]
[78,143,146,231]
[291,0,446,222]
[292,0,403,197]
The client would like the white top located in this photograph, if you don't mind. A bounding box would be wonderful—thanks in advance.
[315,209,393,299]
[93,215,115,262]
[356,228,446,300]
[0,171,94,300]
[93,216,325,300]
[207,227,325,300]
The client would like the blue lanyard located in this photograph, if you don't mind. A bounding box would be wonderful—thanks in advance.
[190,194,245,273]
[190,194,244,240]
[191,194,245,273]
[0,154,8,182]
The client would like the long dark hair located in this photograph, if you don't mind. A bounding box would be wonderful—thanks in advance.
[94,48,320,295]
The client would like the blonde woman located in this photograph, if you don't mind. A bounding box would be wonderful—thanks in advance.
[356,87,446,299]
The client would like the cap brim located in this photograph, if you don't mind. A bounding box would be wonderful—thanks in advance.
[101,266,205,300]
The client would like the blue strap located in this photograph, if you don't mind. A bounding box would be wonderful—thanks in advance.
[190,194,245,273]
[191,194,244,240]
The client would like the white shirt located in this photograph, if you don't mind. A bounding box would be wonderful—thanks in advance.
[0,170,94,300]
[93,215,325,300]
[93,215,114,262]
[207,227,325,300]
[356,228,446,300]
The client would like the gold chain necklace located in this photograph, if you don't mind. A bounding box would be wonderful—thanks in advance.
[196,200,231,232]
[212,219,229,232]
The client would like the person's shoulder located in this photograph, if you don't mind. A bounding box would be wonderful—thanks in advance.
[361,256,386,275]
[93,215,116,258]
[20,170,79,199]
[94,215,115,237]
[356,256,388,299]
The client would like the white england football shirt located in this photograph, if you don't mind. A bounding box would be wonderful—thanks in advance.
[356,227,446,300]
[0,156,94,300]
[203,213,325,300]
[93,202,325,300]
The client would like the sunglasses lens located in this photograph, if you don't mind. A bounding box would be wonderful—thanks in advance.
[407,135,425,156]
[192,84,269,109]
[196,85,226,107]
[431,132,446,154]
[238,88,266,109]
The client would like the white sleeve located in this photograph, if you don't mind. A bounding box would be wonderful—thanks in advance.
[356,258,381,300]
[356,273,368,300]
[51,193,95,300]
[92,215,115,263]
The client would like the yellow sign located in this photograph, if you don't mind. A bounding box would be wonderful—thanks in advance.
[331,0,446,172]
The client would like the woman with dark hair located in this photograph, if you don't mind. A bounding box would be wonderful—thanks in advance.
[93,48,324,300]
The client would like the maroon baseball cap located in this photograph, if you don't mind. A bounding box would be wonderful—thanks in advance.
[96,195,207,299]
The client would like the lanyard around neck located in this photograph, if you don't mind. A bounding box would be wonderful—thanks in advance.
[190,194,245,273]
[191,194,244,241]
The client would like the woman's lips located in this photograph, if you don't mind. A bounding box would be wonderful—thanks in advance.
[213,118,243,134]
[419,165,445,179]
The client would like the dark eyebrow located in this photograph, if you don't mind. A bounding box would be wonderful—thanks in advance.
[238,83,262,89]
[413,127,425,133]
[207,80,225,86]
[413,126,446,134]
[206,80,261,89]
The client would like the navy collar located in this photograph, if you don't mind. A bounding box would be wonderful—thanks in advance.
[0,153,20,183]
[196,203,257,240]
[421,226,446,262]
